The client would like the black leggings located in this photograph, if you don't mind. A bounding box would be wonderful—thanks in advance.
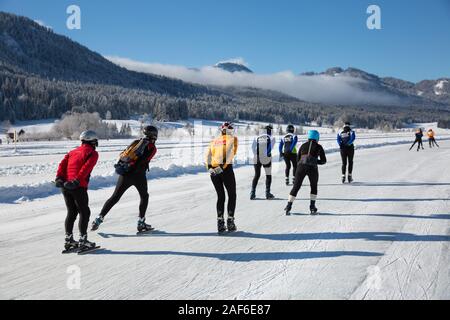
[410,138,424,151]
[63,188,91,236]
[252,161,272,191]
[284,153,297,178]
[211,166,236,217]
[429,138,439,148]
[290,165,319,197]
[100,173,149,219]
[340,147,354,175]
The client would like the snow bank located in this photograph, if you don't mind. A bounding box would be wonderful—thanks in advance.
[3,136,448,204]
[0,163,208,204]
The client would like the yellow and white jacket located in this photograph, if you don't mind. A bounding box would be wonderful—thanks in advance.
[205,134,238,170]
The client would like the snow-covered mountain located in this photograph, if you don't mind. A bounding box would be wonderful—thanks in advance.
[302,67,450,106]
[214,62,253,73]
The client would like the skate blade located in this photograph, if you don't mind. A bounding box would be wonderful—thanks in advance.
[62,248,79,254]
[77,246,101,255]
[136,228,155,235]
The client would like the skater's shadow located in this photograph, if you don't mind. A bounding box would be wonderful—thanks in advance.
[90,249,383,262]
[98,230,450,242]
[320,182,450,187]
[319,197,448,202]
[317,213,450,220]
[289,212,323,216]
[98,232,152,238]
[252,197,285,201]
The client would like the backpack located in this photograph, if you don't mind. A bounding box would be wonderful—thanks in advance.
[114,139,150,175]
[283,134,294,154]
[299,141,318,167]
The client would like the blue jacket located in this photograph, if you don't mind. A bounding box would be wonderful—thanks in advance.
[279,133,298,155]
[337,130,356,147]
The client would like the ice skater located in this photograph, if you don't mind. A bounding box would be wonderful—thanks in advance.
[409,128,424,151]
[55,130,99,253]
[337,122,356,183]
[206,122,238,233]
[284,130,327,216]
[279,124,298,186]
[91,125,158,234]
[250,125,276,200]
[427,129,439,148]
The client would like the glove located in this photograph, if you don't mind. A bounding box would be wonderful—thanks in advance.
[54,177,65,188]
[209,167,223,176]
[64,179,80,191]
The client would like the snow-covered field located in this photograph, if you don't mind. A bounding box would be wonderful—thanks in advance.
[0,121,449,299]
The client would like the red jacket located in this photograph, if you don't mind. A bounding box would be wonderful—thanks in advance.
[56,144,99,188]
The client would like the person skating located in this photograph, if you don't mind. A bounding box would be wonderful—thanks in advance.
[55,130,99,253]
[279,124,298,186]
[91,126,157,233]
[427,129,439,148]
[206,122,238,233]
[409,128,425,151]
[337,122,356,183]
[251,125,276,200]
[284,130,326,216]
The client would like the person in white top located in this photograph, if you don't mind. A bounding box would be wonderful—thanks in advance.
[250,124,276,200]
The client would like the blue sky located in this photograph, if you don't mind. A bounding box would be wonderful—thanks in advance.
[1,0,449,82]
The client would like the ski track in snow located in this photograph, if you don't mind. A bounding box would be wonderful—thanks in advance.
[0,136,449,299]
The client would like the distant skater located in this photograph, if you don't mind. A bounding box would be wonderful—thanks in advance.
[284,130,327,216]
[427,129,439,148]
[337,122,356,183]
[409,128,424,151]
[279,124,298,186]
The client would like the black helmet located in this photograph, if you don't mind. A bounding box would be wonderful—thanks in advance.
[143,125,158,140]
[265,124,273,135]
[343,122,351,132]
[286,124,295,133]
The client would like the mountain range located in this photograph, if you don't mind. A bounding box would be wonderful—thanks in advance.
[0,11,449,127]
[301,67,450,105]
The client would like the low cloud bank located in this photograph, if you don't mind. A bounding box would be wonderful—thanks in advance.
[107,56,402,106]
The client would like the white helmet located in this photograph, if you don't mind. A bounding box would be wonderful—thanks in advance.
[79,130,98,142]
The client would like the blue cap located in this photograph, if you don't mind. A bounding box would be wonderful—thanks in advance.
[308,130,320,141]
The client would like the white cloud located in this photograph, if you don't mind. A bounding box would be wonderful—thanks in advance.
[106,56,403,106]
[34,20,52,30]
